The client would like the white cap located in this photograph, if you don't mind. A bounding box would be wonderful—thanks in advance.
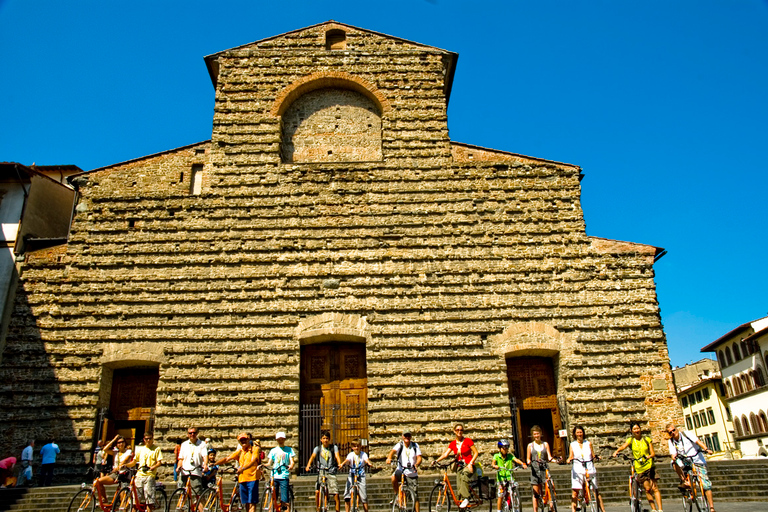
[275,431,286,439]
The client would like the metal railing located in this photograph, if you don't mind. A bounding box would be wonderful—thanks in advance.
[298,403,369,475]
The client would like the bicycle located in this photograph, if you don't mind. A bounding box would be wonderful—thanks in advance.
[427,460,489,512]
[121,468,168,512]
[311,465,338,512]
[67,469,131,512]
[262,464,294,512]
[390,461,416,512]
[169,469,204,512]
[495,465,522,512]
[344,462,367,512]
[530,459,558,512]
[617,454,650,512]
[571,458,599,512]
[674,455,707,512]
[199,466,242,512]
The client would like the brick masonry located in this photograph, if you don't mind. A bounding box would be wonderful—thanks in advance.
[0,22,681,479]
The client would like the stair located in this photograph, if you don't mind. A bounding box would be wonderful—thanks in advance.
[2,459,767,512]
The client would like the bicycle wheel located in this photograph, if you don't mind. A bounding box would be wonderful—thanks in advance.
[199,488,221,512]
[154,488,168,512]
[404,488,416,512]
[262,486,273,512]
[114,487,133,512]
[587,482,598,512]
[349,486,358,512]
[499,487,510,512]
[690,475,706,512]
[67,489,96,512]
[170,488,192,512]
[630,479,642,512]
[320,484,330,512]
[229,493,243,512]
[510,487,521,512]
[546,480,557,512]
[428,483,451,512]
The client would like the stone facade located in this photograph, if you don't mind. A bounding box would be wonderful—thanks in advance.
[0,22,681,479]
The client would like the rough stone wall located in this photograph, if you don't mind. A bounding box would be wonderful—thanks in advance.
[0,22,680,478]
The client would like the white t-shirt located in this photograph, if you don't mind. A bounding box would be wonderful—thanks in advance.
[345,451,369,476]
[391,441,421,477]
[179,439,207,477]
[114,449,133,473]
[21,445,33,463]
[668,431,706,466]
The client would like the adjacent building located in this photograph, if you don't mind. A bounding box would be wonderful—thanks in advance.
[672,358,734,457]
[702,316,768,457]
[0,22,681,479]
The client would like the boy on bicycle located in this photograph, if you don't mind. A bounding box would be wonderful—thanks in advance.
[267,432,296,512]
[305,430,343,512]
[340,439,372,512]
[492,439,526,512]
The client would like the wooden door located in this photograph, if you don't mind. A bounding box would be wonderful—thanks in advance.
[506,357,565,457]
[300,343,368,455]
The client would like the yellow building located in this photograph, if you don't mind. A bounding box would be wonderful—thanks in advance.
[673,359,735,458]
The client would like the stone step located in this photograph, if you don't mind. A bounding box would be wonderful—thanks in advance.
[3,460,768,512]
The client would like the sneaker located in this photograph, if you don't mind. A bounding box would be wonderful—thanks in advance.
[459,499,469,508]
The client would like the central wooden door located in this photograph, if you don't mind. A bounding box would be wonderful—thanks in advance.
[506,356,565,458]
[300,343,368,461]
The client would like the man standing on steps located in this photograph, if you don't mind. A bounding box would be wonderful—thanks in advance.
[39,439,60,487]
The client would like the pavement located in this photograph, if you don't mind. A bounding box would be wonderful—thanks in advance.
[598,503,768,512]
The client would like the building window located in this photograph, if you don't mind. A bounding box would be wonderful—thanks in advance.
[707,408,715,424]
[742,374,752,392]
[733,343,742,360]
[699,411,708,427]
[725,407,732,421]
[190,164,203,195]
[750,413,760,433]
[725,346,733,366]
[325,29,347,50]
[755,367,765,387]
[686,415,693,430]
[695,390,702,403]
[693,414,701,428]
[682,396,688,408]
[711,432,721,451]
[718,350,726,367]
[734,417,743,437]
[759,411,768,432]
[702,387,710,400]
[742,415,751,435]
[726,381,734,397]
[704,435,713,451]
[741,340,750,356]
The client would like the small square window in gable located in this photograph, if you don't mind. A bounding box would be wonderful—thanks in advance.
[326,29,347,51]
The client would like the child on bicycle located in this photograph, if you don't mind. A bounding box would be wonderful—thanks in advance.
[492,439,526,512]
[202,448,219,488]
[267,432,296,512]
[305,429,343,512]
[340,439,373,512]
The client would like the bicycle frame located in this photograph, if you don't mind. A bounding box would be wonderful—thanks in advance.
[201,466,239,512]
[346,463,365,512]
[572,458,595,507]
[675,455,706,511]
[433,460,483,508]
[531,460,556,512]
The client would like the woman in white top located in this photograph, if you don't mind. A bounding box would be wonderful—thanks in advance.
[526,425,553,512]
[566,426,605,512]
[94,435,133,503]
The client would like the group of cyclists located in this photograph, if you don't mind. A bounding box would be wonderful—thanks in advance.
[83,421,717,512]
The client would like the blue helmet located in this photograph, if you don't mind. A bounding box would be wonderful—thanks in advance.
[498,439,510,448]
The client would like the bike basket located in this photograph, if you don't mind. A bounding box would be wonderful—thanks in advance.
[478,477,493,500]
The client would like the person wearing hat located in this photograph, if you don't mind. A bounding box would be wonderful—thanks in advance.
[214,433,262,512]
[267,432,296,512]
[386,428,422,512]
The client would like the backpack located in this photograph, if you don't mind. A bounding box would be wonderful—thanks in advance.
[395,441,419,469]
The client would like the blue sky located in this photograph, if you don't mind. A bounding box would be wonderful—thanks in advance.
[1,1,766,367]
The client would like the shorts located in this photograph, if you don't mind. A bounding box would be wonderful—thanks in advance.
[315,471,339,495]
[109,471,131,484]
[136,475,157,506]
[393,470,418,500]
[530,463,545,486]
[696,464,711,491]
[344,474,367,503]
[496,479,518,498]
[240,480,259,505]
[181,474,204,496]
[275,478,290,503]
[570,471,598,490]
[636,466,658,487]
